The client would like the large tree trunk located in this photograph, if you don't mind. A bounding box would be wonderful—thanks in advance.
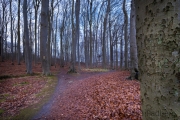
[135,0,180,119]
[40,0,50,75]
[23,0,32,74]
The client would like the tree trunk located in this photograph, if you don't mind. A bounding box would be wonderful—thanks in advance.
[69,0,77,73]
[135,0,180,119]
[129,0,138,79]
[10,0,14,64]
[102,0,110,68]
[120,25,124,68]
[123,0,128,69]
[23,0,32,74]
[17,0,21,65]
[89,0,93,67]
[75,0,80,69]
[40,0,50,75]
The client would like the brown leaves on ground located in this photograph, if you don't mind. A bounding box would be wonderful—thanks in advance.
[47,71,142,120]
[0,61,60,118]
[0,76,46,117]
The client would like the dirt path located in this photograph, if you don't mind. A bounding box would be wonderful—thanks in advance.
[32,70,111,119]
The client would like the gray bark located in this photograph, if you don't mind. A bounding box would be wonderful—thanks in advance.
[135,0,180,119]
[33,0,41,64]
[10,0,14,63]
[23,0,32,74]
[75,0,80,69]
[17,0,21,65]
[130,0,138,79]
[69,0,77,73]
[123,0,128,69]
[40,0,50,75]
[102,0,110,68]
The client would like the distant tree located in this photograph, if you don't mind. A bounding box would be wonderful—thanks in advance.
[33,0,41,64]
[17,0,21,65]
[40,0,51,75]
[68,0,76,73]
[75,0,80,69]
[129,0,138,79]
[9,0,14,64]
[122,0,128,69]
[23,0,32,74]
[102,0,110,68]
[0,0,9,62]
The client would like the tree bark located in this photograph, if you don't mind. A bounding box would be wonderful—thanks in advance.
[123,0,128,69]
[23,0,32,74]
[102,0,110,68]
[33,0,40,64]
[129,0,138,79]
[10,0,14,64]
[75,0,80,69]
[17,0,21,65]
[40,0,50,75]
[69,0,77,73]
[135,0,180,119]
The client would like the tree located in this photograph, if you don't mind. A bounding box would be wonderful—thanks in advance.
[17,0,21,65]
[68,0,76,73]
[75,0,80,69]
[122,0,128,69]
[102,0,110,68]
[129,0,138,79]
[135,0,180,119]
[40,0,50,75]
[33,0,41,64]
[23,0,32,74]
[0,0,9,62]
[9,0,14,64]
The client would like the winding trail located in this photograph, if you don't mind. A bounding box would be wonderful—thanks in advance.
[32,70,111,120]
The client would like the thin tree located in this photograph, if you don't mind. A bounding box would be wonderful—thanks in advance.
[17,0,21,65]
[33,0,41,64]
[122,0,128,69]
[75,0,80,69]
[9,0,14,64]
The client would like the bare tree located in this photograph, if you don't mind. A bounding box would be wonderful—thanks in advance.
[40,0,50,75]
[33,0,41,64]
[75,0,80,69]
[23,0,32,74]
[17,0,21,65]
[9,0,14,64]
[129,0,138,79]
[102,0,110,68]
[123,0,128,69]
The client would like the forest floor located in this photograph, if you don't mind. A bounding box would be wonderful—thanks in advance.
[0,61,142,120]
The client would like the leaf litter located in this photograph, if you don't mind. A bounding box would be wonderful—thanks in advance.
[46,71,142,120]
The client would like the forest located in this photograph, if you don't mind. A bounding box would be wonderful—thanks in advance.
[0,0,180,120]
